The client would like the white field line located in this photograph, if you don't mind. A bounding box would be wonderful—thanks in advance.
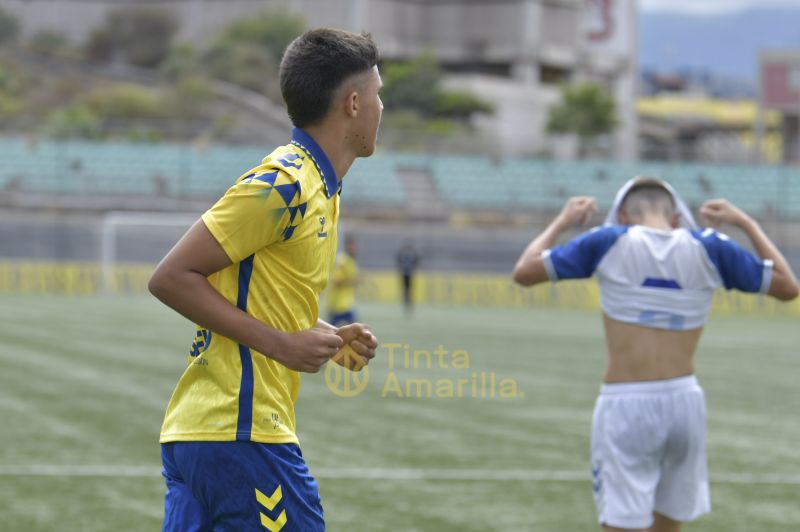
[1,465,799,485]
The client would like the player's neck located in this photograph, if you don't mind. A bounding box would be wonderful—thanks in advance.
[635,213,674,231]
[301,124,357,183]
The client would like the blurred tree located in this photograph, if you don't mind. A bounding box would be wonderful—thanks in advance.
[382,53,441,116]
[159,44,201,82]
[86,8,178,68]
[0,7,19,47]
[204,10,304,97]
[0,60,22,95]
[28,30,68,56]
[165,77,216,119]
[547,82,617,158]
[46,105,102,139]
[220,10,304,60]
[435,90,494,120]
[84,84,167,119]
[205,41,277,93]
[382,52,493,120]
[0,60,25,117]
[84,26,115,62]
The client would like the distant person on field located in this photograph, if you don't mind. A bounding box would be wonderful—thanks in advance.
[148,28,382,532]
[396,239,419,315]
[327,234,360,327]
[513,177,798,532]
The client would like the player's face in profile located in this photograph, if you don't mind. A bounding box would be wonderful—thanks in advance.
[355,66,383,157]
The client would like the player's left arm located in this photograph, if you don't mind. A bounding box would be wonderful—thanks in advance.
[513,196,597,286]
[700,199,799,301]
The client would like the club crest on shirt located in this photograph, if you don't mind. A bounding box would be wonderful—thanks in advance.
[318,216,327,238]
[189,328,212,360]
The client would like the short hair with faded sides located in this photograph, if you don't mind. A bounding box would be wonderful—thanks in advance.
[621,180,676,220]
[279,28,379,128]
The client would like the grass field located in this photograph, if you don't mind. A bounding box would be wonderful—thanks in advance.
[0,294,798,531]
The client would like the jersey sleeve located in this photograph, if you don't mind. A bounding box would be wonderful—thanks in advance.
[542,225,628,281]
[202,168,303,264]
[692,229,773,293]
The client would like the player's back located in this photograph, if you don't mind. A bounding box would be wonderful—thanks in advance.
[597,226,713,382]
[596,225,729,331]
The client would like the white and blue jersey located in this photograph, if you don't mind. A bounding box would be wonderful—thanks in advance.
[542,225,773,330]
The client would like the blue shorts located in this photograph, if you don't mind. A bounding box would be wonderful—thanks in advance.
[329,310,356,327]
[161,441,324,532]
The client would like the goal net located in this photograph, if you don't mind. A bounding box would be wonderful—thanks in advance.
[100,211,199,294]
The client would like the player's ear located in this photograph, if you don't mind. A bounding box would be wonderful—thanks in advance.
[671,212,681,229]
[618,209,630,226]
[344,89,359,118]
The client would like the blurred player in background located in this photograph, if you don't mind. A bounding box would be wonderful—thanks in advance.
[148,28,382,531]
[513,177,798,532]
[327,234,360,326]
[396,239,419,316]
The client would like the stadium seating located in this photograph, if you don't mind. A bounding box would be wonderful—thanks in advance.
[0,138,797,218]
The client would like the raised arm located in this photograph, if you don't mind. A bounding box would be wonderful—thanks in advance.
[700,199,799,301]
[148,220,344,372]
[513,196,597,286]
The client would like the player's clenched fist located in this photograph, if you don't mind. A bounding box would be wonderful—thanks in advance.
[557,196,598,229]
[332,323,378,372]
[699,199,749,228]
[272,328,344,373]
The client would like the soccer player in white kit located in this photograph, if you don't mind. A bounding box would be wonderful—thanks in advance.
[512,177,799,532]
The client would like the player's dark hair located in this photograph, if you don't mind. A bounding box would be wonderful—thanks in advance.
[621,179,676,220]
[280,28,379,128]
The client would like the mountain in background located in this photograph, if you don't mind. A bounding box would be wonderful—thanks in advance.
[640,6,800,88]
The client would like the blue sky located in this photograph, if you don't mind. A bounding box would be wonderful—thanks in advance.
[641,0,800,14]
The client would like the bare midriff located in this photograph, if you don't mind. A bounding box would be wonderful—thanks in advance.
[602,314,703,383]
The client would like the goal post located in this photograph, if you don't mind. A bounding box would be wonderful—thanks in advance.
[100,211,199,294]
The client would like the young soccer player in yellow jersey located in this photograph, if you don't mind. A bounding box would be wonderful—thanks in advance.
[149,28,383,531]
[327,234,359,327]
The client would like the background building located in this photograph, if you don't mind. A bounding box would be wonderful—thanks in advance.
[759,50,800,165]
[2,0,639,159]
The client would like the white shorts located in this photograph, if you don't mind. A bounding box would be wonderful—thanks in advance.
[591,375,710,529]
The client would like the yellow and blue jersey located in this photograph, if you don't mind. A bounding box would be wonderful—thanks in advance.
[327,252,358,315]
[160,128,341,445]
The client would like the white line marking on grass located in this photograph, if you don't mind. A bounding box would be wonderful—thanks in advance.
[2,465,800,485]
[0,464,162,477]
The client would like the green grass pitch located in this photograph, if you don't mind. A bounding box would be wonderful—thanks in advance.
[0,295,798,531]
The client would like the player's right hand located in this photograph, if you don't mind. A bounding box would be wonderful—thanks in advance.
[699,198,750,228]
[271,329,344,373]
[557,196,597,228]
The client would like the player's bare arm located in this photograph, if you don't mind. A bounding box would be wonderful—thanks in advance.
[513,196,598,286]
[149,219,343,373]
[700,199,799,301]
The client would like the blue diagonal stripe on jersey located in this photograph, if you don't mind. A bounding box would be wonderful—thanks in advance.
[274,182,300,206]
[236,254,255,441]
[253,171,278,186]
